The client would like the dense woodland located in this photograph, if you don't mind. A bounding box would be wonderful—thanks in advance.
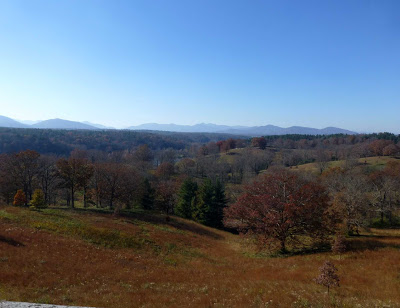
[1,128,400,253]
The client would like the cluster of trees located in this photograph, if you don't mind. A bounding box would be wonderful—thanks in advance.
[1,129,400,253]
[224,161,400,252]
[0,148,229,228]
[175,178,226,228]
[322,161,400,231]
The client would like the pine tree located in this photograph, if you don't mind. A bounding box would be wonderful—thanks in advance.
[193,179,227,228]
[140,179,155,210]
[193,179,214,225]
[31,189,47,209]
[209,180,227,228]
[175,177,198,219]
[13,189,26,207]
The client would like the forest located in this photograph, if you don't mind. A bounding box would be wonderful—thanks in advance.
[1,129,400,243]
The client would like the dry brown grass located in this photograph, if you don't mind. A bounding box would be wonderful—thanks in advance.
[0,206,399,307]
[290,156,400,174]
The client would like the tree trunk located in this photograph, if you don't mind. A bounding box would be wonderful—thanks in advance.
[280,238,287,253]
[83,186,87,208]
[71,187,75,208]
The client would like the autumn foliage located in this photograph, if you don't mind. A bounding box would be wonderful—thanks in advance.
[314,261,340,294]
[13,189,26,206]
[224,171,336,252]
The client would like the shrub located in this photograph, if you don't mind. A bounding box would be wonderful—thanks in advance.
[13,189,26,206]
[30,189,47,209]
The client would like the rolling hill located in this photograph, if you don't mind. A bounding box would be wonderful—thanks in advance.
[0,206,399,307]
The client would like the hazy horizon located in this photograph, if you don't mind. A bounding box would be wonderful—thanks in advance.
[1,1,399,133]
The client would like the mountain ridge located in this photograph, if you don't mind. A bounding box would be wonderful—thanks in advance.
[128,123,356,136]
[0,115,357,136]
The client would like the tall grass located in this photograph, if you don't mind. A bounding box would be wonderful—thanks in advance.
[1,206,399,307]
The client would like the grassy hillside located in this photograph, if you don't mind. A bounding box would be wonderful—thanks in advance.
[290,156,400,174]
[0,206,399,307]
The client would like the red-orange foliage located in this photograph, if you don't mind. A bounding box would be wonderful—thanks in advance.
[224,171,336,252]
[155,162,175,180]
[251,137,267,150]
[369,139,393,156]
[13,189,26,206]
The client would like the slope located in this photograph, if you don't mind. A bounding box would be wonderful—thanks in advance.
[0,206,399,307]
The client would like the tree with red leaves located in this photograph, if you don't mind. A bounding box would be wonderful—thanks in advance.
[13,189,26,206]
[314,261,340,294]
[224,171,336,252]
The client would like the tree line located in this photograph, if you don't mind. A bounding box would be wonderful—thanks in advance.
[0,148,227,228]
[1,130,400,253]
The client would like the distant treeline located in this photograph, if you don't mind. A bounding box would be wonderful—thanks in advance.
[0,128,243,155]
[262,132,400,143]
[0,127,399,157]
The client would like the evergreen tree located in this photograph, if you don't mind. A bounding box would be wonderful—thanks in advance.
[193,178,214,225]
[175,177,198,219]
[140,179,155,210]
[30,189,47,209]
[210,180,227,228]
[193,178,227,228]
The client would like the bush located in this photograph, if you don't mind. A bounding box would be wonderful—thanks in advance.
[13,189,26,206]
[30,189,47,209]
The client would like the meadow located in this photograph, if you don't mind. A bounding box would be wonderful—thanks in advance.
[1,206,399,307]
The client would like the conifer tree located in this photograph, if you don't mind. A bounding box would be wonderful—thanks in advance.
[140,179,155,210]
[30,189,47,209]
[209,180,227,228]
[193,178,214,225]
[175,177,198,219]
[193,179,227,228]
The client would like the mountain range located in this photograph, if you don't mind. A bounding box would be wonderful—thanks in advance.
[0,115,356,136]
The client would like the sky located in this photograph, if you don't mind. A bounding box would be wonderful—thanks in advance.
[0,0,399,132]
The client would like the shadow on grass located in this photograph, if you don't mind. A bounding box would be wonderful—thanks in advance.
[0,235,24,247]
[51,206,224,240]
[346,236,400,252]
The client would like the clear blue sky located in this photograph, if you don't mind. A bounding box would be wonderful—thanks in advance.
[0,0,399,132]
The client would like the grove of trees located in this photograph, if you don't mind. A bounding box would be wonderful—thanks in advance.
[0,129,399,253]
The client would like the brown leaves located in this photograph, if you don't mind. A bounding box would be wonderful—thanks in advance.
[224,170,335,252]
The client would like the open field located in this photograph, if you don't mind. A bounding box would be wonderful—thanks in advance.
[289,156,400,174]
[1,206,399,307]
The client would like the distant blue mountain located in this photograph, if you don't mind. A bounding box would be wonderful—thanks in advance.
[0,115,357,135]
[31,119,98,130]
[82,121,115,129]
[0,115,28,128]
[128,123,356,136]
